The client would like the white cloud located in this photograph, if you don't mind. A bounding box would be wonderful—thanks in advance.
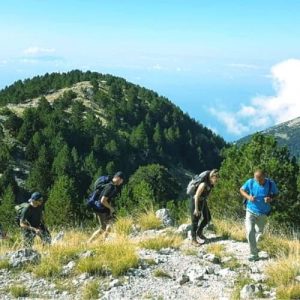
[209,107,249,135]
[211,59,300,136]
[23,46,56,56]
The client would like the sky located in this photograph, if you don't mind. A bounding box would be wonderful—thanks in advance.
[1,0,300,141]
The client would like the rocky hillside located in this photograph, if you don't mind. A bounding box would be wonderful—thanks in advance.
[237,116,300,159]
[0,70,226,200]
[1,210,293,300]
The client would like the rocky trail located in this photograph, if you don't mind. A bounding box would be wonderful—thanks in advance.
[0,223,277,300]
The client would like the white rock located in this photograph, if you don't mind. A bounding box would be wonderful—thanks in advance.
[295,275,300,282]
[258,251,269,260]
[52,231,65,244]
[176,224,192,237]
[155,209,174,227]
[80,250,94,258]
[7,248,41,268]
[203,253,221,264]
[240,284,263,299]
[109,279,122,289]
[186,267,206,283]
[62,260,76,275]
[250,273,267,283]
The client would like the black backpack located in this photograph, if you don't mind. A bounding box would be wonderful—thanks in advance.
[86,175,112,212]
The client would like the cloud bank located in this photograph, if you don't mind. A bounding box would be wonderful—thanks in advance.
[210,59,300,136]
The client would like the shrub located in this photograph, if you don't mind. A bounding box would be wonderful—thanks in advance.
[114,217,134,236]
[9,285,29,298]
[82,280,100,300]
[137,211,162,231]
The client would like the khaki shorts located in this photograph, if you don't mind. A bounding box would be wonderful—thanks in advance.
[96,212,113,230]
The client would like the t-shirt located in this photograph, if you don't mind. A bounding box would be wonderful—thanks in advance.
[20,204,44,228]
[241,178,278,215]
[98,183,120,213]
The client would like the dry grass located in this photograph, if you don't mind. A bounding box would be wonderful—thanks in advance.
[9,284,29,298]
[77,237,139,276]
[206,243,225,259]
[139,235,182,251]
[137,211,162,231]
[213,219,246,242]
[153,268,172,278]
[113,217,134,236]
[81,280,100,300]
[265,255,300,286]
[0,259,10,270]
[265,254,300,300]
[276,284,300,300]
[258,233,300,257]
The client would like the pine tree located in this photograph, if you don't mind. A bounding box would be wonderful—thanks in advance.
[26,146,52,196]
[45,176,76,227]
[0,185,16,229]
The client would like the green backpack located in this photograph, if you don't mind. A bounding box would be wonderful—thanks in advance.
[15,202,30,226]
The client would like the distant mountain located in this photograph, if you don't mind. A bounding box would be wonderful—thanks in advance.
[0,70,227,203]
[237,116,300,159]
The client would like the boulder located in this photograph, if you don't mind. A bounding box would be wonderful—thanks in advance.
[240,284,263,299]
[203,253,221,264]
[109,279,122,289]
[155,209,174,227]
[186,267,206,283]
[176,224,192,237]
[62,260,76,276]
[7,248,41,268]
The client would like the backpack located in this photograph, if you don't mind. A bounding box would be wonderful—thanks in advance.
[186,170,211,196]
[86,175,112,212]
[94,175,112,191]
[243,178,273,210]
[15,202,30,226]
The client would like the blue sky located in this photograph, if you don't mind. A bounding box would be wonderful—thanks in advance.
[1,0,300,141]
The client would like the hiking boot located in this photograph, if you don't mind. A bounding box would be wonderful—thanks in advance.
[191,239,201,247]
[248,254,259,262]
[198,234,207,240]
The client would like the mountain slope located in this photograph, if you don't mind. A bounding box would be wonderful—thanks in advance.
[237,116,300,159]
[0,70,227,216]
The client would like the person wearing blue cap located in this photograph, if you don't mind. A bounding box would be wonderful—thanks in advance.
[18,192,51,247]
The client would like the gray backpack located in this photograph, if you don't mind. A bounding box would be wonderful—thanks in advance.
[186,171,210,196]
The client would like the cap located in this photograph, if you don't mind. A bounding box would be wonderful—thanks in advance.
[30,192,43,201]
[114,171,125,180]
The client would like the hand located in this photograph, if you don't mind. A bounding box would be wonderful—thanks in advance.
[193,209,200,217]
[264,197,272,203]
[248,196,255,202]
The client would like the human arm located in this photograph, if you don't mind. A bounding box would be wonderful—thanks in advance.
[240,179,255,202]
[193,182,206,216]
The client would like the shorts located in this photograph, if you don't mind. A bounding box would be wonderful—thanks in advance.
[96,212,114,230]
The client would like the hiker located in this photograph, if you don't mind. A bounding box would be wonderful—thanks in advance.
[240,169,278,261]
[188,169,219,246]
[17,192,51,247]
[88,171,125,243]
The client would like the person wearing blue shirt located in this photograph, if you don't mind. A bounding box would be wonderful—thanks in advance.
[240,168,279,261]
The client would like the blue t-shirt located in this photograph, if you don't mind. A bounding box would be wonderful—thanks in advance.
[241,178,278,215]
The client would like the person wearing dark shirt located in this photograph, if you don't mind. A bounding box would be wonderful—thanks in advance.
[191,170,219,246]
[88,171,125,243]
[19,192,51,247]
